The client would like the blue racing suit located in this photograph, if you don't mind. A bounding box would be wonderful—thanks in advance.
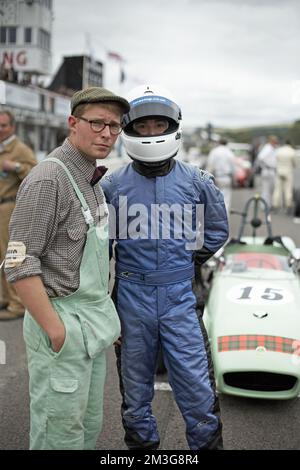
[101,159,228,450]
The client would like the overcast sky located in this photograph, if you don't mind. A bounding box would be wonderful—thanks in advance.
[52,0,300,128]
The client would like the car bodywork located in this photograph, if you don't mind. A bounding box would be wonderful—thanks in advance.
[203,196,300,399]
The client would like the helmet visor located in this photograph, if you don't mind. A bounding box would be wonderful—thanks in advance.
[123,95,181,136]
[132,117,169,137]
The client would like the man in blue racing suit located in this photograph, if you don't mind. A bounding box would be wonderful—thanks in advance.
[101,84,228,450]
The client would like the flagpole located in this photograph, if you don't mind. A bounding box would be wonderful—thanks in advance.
[106,50,125,94]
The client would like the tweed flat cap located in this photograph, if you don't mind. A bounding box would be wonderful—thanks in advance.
[71,87,130,114]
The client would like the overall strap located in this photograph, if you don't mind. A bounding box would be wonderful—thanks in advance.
[44,157,94,226]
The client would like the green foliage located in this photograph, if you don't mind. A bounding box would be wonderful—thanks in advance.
[219,125,292,144]
[287,121,300,145]
[184,119,300,148]
[200,142,214,155]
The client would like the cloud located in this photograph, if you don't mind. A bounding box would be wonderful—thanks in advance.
[52,0,300,127]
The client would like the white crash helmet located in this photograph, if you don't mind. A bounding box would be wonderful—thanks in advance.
[122,84,182,163]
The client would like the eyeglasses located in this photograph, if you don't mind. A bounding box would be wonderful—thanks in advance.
[77,116,123,135]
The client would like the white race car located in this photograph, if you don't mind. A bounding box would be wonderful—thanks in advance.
[203,196,300,399]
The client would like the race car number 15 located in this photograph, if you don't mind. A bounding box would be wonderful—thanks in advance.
[227,284,293,305]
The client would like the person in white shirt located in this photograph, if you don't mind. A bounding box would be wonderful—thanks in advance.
[272,141,296,211]
[206,138,236,212]
[257,135,278,209]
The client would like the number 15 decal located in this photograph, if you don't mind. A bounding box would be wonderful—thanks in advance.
[239,286,283,301]
[228,284,293,305]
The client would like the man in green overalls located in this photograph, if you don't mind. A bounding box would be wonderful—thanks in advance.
[4,87,130,450]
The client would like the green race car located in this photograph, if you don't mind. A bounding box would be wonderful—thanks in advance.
[203,196,300,399]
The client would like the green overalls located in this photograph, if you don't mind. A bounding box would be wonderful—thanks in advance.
[23,158,121,450]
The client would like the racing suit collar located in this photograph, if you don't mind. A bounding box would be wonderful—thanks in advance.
[132,158,176,178]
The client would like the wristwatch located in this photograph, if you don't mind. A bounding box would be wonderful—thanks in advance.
[14,162,22,173]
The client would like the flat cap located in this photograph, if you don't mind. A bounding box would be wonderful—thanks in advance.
[71,86,130,114]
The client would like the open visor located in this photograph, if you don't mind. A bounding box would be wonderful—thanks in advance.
[123,95,182,135]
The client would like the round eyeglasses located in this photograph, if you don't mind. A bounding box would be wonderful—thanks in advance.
[77,116,123,135]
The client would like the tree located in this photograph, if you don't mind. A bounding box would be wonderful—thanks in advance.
[288,120,300,145]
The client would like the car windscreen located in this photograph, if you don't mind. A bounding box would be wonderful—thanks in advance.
[224,252,291,272]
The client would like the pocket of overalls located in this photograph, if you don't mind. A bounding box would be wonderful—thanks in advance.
[44,376,84,450]
[77,297,121,359]
[44,325,69,359]
[47,377,79,421]
[42,313,75,360]
[23,311,41,352]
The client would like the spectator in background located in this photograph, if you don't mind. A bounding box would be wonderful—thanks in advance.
[0,110,36,320]
[256,135,278,209]
[0,62,18,83]
[0,61,9,81]
[272,140,296,213]
[206,138,236,213]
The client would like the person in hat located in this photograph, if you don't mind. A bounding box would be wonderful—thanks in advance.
[4,87,130,449]
[101,84,228,450]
